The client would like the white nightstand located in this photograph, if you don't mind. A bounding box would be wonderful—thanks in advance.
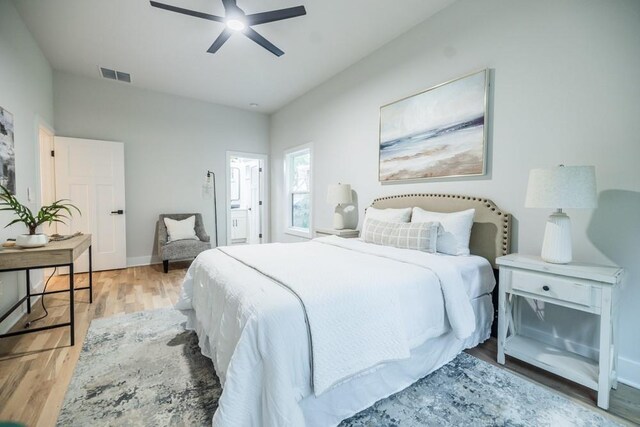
[496,254,624,409]
[314,228,360,238]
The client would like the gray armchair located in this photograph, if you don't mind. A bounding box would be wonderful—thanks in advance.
[157,213,211,273]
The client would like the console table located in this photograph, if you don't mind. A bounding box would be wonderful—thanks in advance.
[0,234,92,346]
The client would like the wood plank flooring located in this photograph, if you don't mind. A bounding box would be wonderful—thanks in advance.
[0,262,189,427]
[0,262,637,426]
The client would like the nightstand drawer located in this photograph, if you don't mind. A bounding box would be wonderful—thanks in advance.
[509,270,595,307]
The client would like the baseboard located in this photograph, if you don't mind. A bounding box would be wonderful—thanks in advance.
[519,325,640,389]
[0,279,43,334]
[126,256,161,267]
[618,356,640,389]
[0,305,27,334]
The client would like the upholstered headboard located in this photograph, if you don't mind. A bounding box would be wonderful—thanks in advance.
[369,194,511,268]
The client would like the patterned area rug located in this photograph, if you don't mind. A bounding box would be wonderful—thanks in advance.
[58,308,621,426]
[57,309,220,426]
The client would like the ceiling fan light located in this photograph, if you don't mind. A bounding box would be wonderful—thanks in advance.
[226,18,246,31]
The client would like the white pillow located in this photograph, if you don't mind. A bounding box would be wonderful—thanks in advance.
[364,207,412,223]
[362,219,439,253]
[411,207,475,256]
[164,216,198,243]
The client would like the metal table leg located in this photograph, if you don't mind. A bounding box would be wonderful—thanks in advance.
[26,268,31,314]
[69,263,75,346]
[89,245,93,304]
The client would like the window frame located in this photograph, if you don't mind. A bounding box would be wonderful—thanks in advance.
[284,143,313,239]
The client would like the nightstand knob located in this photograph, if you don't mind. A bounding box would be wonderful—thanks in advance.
[542,285,550,291]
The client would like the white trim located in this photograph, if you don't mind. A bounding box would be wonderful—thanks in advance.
[617,356,640,389]
[33,115,55,205]
[225,151,269,246]
[283,142,313,239]
[0,305,26,334]
[0,278,43,334]
[127,255,161,267]
[285,226,312,239]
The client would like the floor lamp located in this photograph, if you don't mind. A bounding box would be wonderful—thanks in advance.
[202,170,219,247]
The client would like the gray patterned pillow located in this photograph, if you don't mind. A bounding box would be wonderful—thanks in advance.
[362,219,440,253]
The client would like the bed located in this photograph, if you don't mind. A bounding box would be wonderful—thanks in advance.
[175,193,512,427]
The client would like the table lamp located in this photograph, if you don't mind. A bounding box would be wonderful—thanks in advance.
[525,165,597,264]
[327,183,352,230]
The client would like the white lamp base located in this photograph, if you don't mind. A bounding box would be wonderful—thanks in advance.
[333,204,346,230]
[541,210,572,264]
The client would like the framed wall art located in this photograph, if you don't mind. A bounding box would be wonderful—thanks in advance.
[0,107,16,194]
[379,69,489,182]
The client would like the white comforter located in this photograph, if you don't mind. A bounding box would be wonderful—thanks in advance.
[176,236,475,426]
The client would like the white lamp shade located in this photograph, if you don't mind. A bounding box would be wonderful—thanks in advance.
[327,183,352,205]
[525,165,597,209]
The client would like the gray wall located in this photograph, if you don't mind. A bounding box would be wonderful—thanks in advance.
[53,72,269,265]
[0,0,53,332]
[270,0,640,386]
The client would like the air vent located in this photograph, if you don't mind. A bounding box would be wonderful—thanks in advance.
[99,67,132,83]
[100,67,117,80]
[116,71,131,83]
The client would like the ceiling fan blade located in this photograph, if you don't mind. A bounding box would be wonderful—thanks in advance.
[207,29,233,54]
[221,0,237,8]
[150,1,224,23]
[243,27,284,57]
[246,6,306,26]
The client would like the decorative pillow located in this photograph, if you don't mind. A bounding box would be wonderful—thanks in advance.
[411,207,475,256]
[362,219,440,253]
[164,216,198,243]
[364,207,412,223]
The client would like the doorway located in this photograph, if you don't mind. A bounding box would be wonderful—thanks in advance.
[226,152,267,246]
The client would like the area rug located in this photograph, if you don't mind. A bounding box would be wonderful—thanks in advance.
[58,308,622,426]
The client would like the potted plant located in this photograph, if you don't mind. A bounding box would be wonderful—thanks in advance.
[0,185,81,248]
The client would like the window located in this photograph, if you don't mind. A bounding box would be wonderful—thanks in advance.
[284,144,312,237]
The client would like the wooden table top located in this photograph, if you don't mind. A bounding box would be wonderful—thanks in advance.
[0,234,92,271]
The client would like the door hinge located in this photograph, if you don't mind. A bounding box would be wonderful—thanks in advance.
[259,201,263,206]
[50,150,55,157]
[259,233,263,239]
[259,167,263,172]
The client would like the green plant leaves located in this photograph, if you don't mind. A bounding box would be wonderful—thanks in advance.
[0,184,81,234]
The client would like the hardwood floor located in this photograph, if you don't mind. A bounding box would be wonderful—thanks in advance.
[0,262,189,427]
[0,262,638,426]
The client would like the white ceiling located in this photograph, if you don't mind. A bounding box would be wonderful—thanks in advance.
[14,0,455,113]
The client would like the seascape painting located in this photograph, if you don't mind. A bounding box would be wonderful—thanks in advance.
[0,107,15,194]
[379,70,488,182]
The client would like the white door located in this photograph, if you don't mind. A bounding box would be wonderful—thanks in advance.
[54,137,126,271]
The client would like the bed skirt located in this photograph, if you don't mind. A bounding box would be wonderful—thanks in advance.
[184,293,493,427]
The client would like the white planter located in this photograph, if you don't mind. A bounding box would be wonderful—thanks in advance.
[16,234,49,248]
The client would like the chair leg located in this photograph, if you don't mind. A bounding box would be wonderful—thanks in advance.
[163,260,169,273]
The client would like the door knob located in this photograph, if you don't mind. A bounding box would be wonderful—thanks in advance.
[110,210,124,215]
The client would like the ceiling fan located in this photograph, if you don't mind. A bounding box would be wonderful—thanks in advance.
[150,0,306,57]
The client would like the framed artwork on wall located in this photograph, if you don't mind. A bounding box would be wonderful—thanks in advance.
[0,107,16,194]
[379,69,489,182]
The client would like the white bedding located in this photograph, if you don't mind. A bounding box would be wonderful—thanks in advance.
[176,236,494,427]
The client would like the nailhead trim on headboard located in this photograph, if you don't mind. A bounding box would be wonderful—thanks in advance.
[370,193,512,263]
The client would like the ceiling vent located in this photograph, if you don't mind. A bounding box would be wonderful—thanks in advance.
[99,67,132,83]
